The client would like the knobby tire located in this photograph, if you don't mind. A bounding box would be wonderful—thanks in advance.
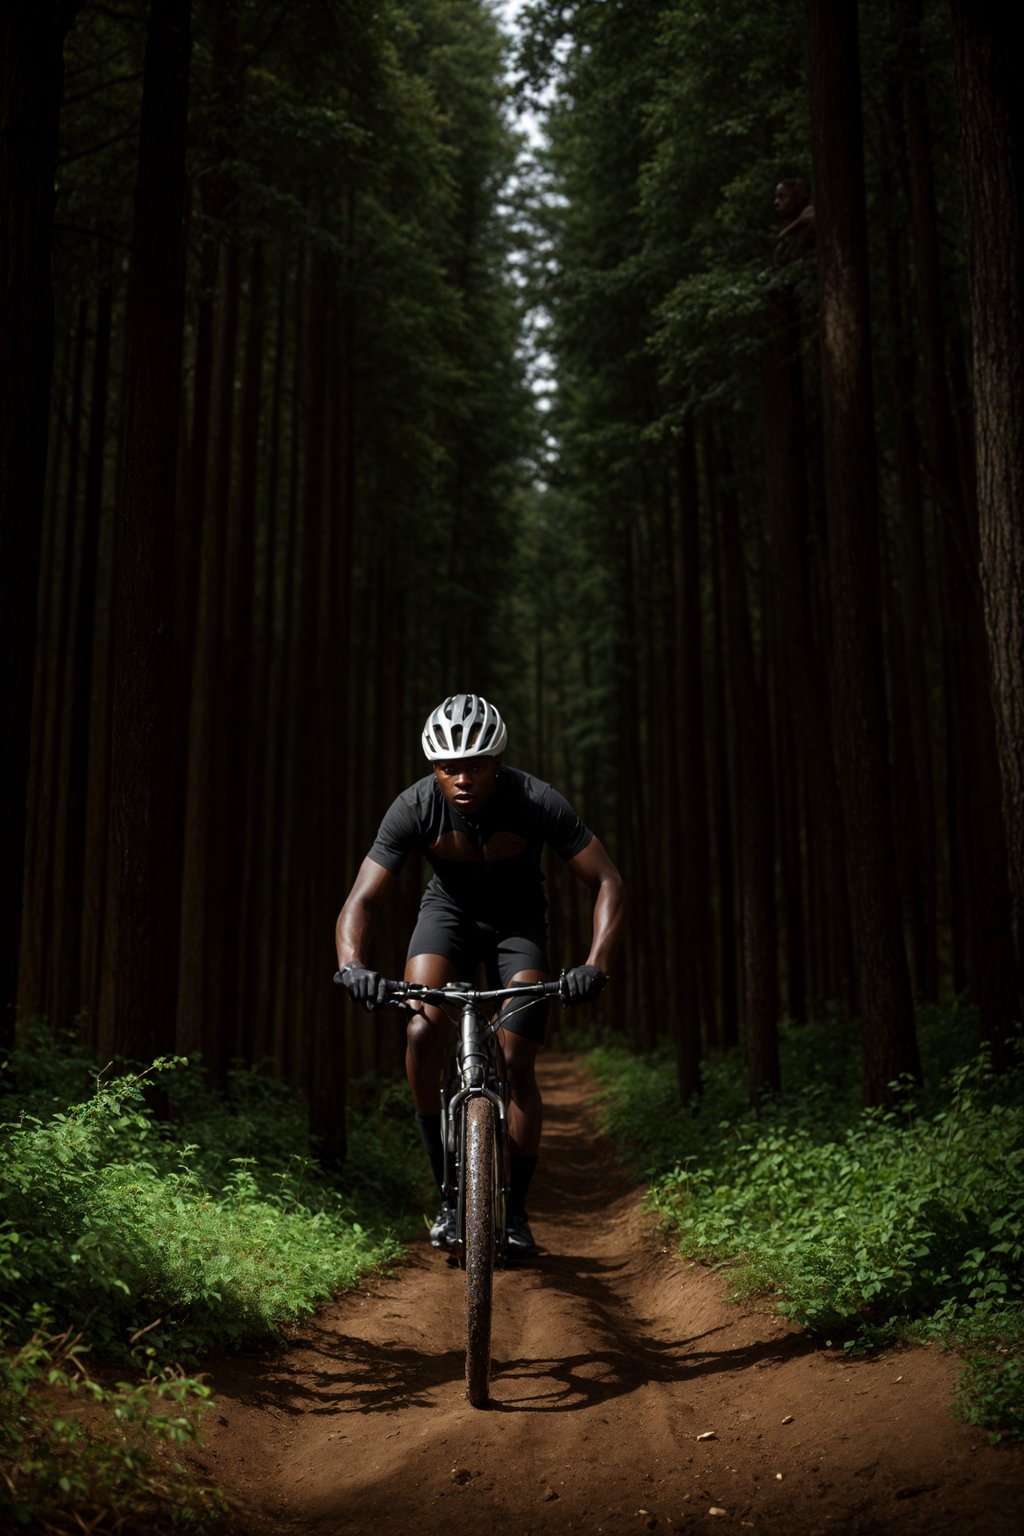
[464,1095,497,1406]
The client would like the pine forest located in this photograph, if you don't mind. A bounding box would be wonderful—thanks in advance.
[5,0,1023,1114]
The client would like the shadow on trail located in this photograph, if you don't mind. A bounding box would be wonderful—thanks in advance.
[488,1326,812,1413]
[484,1246,817,1413]
[210,1249,814,1419]
[213,1321,466,1416]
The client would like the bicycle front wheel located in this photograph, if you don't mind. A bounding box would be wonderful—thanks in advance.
[463,1094,497,1406]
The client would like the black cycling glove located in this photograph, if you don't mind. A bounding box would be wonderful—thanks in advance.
[560,965,608,1006]
[337,965,389,1012]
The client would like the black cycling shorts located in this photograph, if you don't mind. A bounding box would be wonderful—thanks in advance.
[406,897,551,1044]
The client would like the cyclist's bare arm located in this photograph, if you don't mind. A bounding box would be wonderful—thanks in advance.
[335,857,396,968]
[566,836,626,974]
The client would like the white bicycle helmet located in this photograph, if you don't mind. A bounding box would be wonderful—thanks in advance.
[421,694,507,761]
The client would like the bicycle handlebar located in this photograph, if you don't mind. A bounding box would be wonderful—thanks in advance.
[390,978,564,1007]
[332,973,566,1007]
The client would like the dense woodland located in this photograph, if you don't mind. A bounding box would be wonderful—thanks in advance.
[2,0,1023,1154]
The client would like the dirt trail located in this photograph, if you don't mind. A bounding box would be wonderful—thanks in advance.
[198,1055,1022,1534]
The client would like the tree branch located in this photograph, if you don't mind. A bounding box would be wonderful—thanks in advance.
[59,124,139,167]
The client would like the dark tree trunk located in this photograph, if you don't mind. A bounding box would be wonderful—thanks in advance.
[106,0,190,1063]
[879,185,937,1001]
[951,0,1024,1014]
[771,675,805,1021]
[247,257,290,1059]
[619,521,657,1053]
[805,0,921,1101]
[0,0,80,1039]
[896,5,1018,1040]
[61,288,112,1026]
[760,285,849,1020]
[672,420,710,1098]
[716,442,779,1105]
[176,0,242,1070]
[706,436,739,1052]
[309,259,349,1163]
[77,288,114,1032]
[227,249,266,1058]
[48,302,90,1023]
[268,258,306,1080]
[17,320,77,1023]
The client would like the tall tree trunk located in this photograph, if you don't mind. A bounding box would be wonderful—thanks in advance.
[706,435,739,1052]
[268,259,306,1080]
[898,5,1018,1039]
[78,288,114,1034]
[309,259,349,1163]
[246,257,290,1057]
[228,249,266,1057]
[625,517,659,1053]
[62,288,112,1026]
[0,0,80,1038]
[879,185,936,1001]
[805,0,920,1101]
[106,0,190,1063]
[48,302,89,1023]
[760,284,849,1020]
[717,441,779,1104]
[176,0,241,1069]
[17,327,71,1022]
[202,236,242,1070]
[672,420,710,1098]
[951,0,1024,1011]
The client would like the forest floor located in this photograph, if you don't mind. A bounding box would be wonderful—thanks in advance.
[193,1055,1023,1535]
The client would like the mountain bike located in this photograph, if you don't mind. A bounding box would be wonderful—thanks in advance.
[343,974,564,1407]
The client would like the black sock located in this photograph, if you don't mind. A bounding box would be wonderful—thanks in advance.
[508,1154,538,1217]
[416,1113,446,1196]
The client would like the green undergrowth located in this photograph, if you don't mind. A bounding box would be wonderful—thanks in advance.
[587,1001,1024,1439]
[0,1025,424,1530]
[1,1321,226,1533]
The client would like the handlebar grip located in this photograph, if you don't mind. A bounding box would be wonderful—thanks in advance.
[334,970,404,1009]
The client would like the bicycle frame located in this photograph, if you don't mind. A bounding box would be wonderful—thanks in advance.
[443,992,510,1255]
[379,976,562,1404]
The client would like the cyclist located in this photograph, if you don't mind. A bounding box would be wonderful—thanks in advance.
[335,693,625,1257]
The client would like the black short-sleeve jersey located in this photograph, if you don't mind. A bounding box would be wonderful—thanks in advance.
[366,767,593,922]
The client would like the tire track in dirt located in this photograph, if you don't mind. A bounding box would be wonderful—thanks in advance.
[196,1055,1023,1534]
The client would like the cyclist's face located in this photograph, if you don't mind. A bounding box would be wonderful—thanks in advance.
[433,755,501,816]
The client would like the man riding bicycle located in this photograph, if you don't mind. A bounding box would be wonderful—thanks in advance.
[335,693,625,1256]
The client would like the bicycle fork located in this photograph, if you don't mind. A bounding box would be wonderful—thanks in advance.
[440,1002,509,1259]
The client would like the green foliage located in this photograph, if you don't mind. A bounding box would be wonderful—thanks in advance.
[0,1042,416,1362]
[956,1348,1024,1441]
[1,1321,225,1534]
[0,1020,100,1121]
[587,1008,1024,1434]
[0,1031,429,1525]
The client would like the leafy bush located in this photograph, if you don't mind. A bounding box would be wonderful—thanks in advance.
[0,1318,225,1533]
[956,1347,1024,1440]
[0,1032,428,1528]
[0,1032,423,1357]
[587,1007,1024,1434]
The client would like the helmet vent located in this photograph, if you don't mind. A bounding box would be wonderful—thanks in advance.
[421,694,507,761]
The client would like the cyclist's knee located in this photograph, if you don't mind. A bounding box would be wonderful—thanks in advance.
[406,1007,445,1059]
[499,967,549,1064]
[405,951,459,987]
[502,1032,540,1096]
